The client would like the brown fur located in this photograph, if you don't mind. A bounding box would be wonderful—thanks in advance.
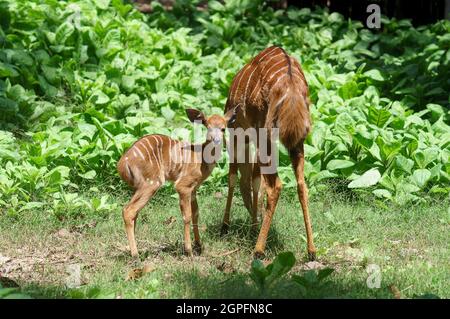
[222,46,316,260]
[118,107,239,258]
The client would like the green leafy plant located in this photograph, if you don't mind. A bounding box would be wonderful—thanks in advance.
[250,251,296,293]
[0,0,448,219]
[291,268,335,297]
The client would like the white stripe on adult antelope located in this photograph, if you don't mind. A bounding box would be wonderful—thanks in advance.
[222,46,317,261]
[117,106,240,258]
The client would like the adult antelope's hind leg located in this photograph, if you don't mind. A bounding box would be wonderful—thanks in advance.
[191,191,202,255]
[123,184,159,258]
[222,162,238,235]
[290,143,316,261]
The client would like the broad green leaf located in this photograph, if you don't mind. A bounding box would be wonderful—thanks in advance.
[79,170,97,180]
[90,90,110,105]
[266,252,296,286]
[94,0,111,10]
[249,259,269,290]
[0,62,19,77]
[372,189,392,199]
[395,155,414,173]
[161,106,175,121]
[396,182,420,194]
[348,169,381,188]
[411,169,431,189]
[367,106,391,127]
[364,69,384,81]
[318,268,334,281]
[55,22,75,44]
[326,159,355,171]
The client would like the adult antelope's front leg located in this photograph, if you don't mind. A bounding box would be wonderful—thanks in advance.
[290,143,316,261]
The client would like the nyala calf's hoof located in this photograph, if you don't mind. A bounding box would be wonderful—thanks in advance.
[308,251,317,261]
[193,242,203,255]
[130,252,140,261]
[253,250,265,260]
[220,223,229,236]
[129,254,142,267]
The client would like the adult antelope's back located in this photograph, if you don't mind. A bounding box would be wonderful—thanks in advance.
[222,46,316,260]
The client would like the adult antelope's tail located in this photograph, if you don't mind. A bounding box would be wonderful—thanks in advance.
[265,81,311,150]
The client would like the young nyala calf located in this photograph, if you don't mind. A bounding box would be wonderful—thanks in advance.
[117,106,240,258]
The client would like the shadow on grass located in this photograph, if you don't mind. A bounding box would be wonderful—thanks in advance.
[17,267,393,299]
[205,217,285,253]
[170,269,394,299]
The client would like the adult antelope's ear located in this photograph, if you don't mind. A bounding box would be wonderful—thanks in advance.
[186,109,207,125]
[225,104,241,126]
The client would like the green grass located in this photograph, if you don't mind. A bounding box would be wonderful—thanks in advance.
[0,189,448,299]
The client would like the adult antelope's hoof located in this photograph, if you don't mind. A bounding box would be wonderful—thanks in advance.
[308,251,317,261]
[183,248,193,257]
[193,242,202,255]
[250,224,259,236]
[253,250,265,260]
[220,224,229,236]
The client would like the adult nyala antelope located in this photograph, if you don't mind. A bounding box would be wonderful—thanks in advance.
[118,107,239,258]
[223,46,316,260]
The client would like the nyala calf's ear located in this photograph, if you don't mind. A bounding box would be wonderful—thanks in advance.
[186,109,207,125]
[225,104,241,126]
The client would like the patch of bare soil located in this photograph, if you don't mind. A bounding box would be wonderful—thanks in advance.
[0,228,96,288]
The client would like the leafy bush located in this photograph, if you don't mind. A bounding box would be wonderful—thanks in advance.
[250,251,295,292]
[0,0,448,216]
[249,251,336,297]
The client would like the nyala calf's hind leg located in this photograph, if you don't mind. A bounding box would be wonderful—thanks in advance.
[123,183,159,258]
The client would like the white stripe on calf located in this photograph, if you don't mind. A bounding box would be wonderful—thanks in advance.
[126,162,132,180]
[156,136,164,169]
[148,136,161,170]
[140,140,151,160]
[135,144,146,160]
